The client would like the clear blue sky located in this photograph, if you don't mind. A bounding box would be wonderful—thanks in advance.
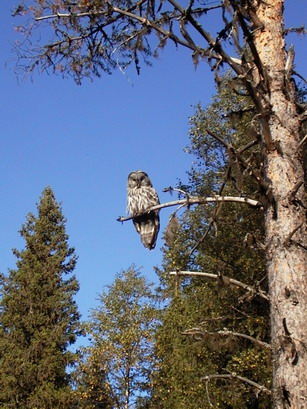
[1,2,306,323]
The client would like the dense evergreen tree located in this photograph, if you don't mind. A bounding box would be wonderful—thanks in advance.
[151,79,271,409]
[76,267,158,409]
[0,187,81,409]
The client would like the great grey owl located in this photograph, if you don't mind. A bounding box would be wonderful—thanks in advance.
[127,170,160,250]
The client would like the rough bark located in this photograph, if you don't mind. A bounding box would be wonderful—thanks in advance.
[253,1,307,408]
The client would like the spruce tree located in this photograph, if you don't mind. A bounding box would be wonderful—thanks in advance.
[151,79,271,409]
[0,187,81,409]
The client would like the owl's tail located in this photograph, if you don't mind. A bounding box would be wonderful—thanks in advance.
[133,213,160,250]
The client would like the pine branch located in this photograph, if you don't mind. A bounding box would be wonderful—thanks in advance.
[182,328,272,350]
[169,271,269,301]
[203,373,271,395]
[35,4,203,55]
[117,195,261,222]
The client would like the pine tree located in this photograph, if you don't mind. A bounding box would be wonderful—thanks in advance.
[0,187,81,409]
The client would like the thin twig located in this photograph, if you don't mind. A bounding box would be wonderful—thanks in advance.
[167,0,243,74]
[284,222,304,247]
[163,186,190,199]
[293,70,307,85]
[207,129,264,186]
[295,134,307,152]
[204,378,214,407]
[288,181,303,202]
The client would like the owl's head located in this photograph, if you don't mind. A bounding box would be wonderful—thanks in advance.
[128,170,153,188]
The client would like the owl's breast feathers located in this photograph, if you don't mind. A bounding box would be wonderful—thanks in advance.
[127,186,159,215]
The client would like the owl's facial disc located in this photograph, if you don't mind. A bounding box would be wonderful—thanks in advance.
[136,174,142,188]
[136,171,147,187]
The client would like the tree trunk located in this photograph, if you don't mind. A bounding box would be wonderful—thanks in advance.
[254,1,307,408]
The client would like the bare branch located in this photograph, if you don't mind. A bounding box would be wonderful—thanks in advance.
[108,3,204,54]
[188,136,260,256]
[117,195,261,222]
[182,328,272,350]
[293,73,307,91]
[188,201,223,257]
[295,134,307,152]
[206,129,266,188]
[284,25,307,35]
[167,0,243,74]
[169,271,269,301]
[162,186,190,199]
[284,222,304,247]
[204,377,214,407]
[288,181,304,202]
[203,373,271,395]
[36,12,94,21]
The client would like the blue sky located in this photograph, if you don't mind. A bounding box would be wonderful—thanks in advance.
[1,1,306,324]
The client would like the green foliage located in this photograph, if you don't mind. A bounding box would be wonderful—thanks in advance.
[151,79,272,408]
[73,348,113,409]
[75,266,159,409]
[0,187,81,408]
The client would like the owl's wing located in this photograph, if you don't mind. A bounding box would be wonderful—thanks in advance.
[147,187,160,206]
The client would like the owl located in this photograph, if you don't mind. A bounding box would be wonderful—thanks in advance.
[127,170,160,250]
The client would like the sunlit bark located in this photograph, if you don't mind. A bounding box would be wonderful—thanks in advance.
[253,1,307,407]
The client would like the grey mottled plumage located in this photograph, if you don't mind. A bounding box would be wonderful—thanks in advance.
[127,170,160,250]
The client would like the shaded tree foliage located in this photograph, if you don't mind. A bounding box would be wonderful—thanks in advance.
[151,80,272,408]
[0,187,81,409]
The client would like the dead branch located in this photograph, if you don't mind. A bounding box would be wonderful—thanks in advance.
[294,72,307,88]
[188,137,260,257]
[295,134,307,152]
[284,222,304,247]
[117,195,261,222]
[204,377,214,407]
[284,25,307,35]
[206,129,267,188]
[169,271,269,301]
[203,373,271,395]
[188,201,223,257]
[182,328,272,350]
[163,186,191,200]
[36,5,201,56]
[288,181,304,203]
[36,12,94,20]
